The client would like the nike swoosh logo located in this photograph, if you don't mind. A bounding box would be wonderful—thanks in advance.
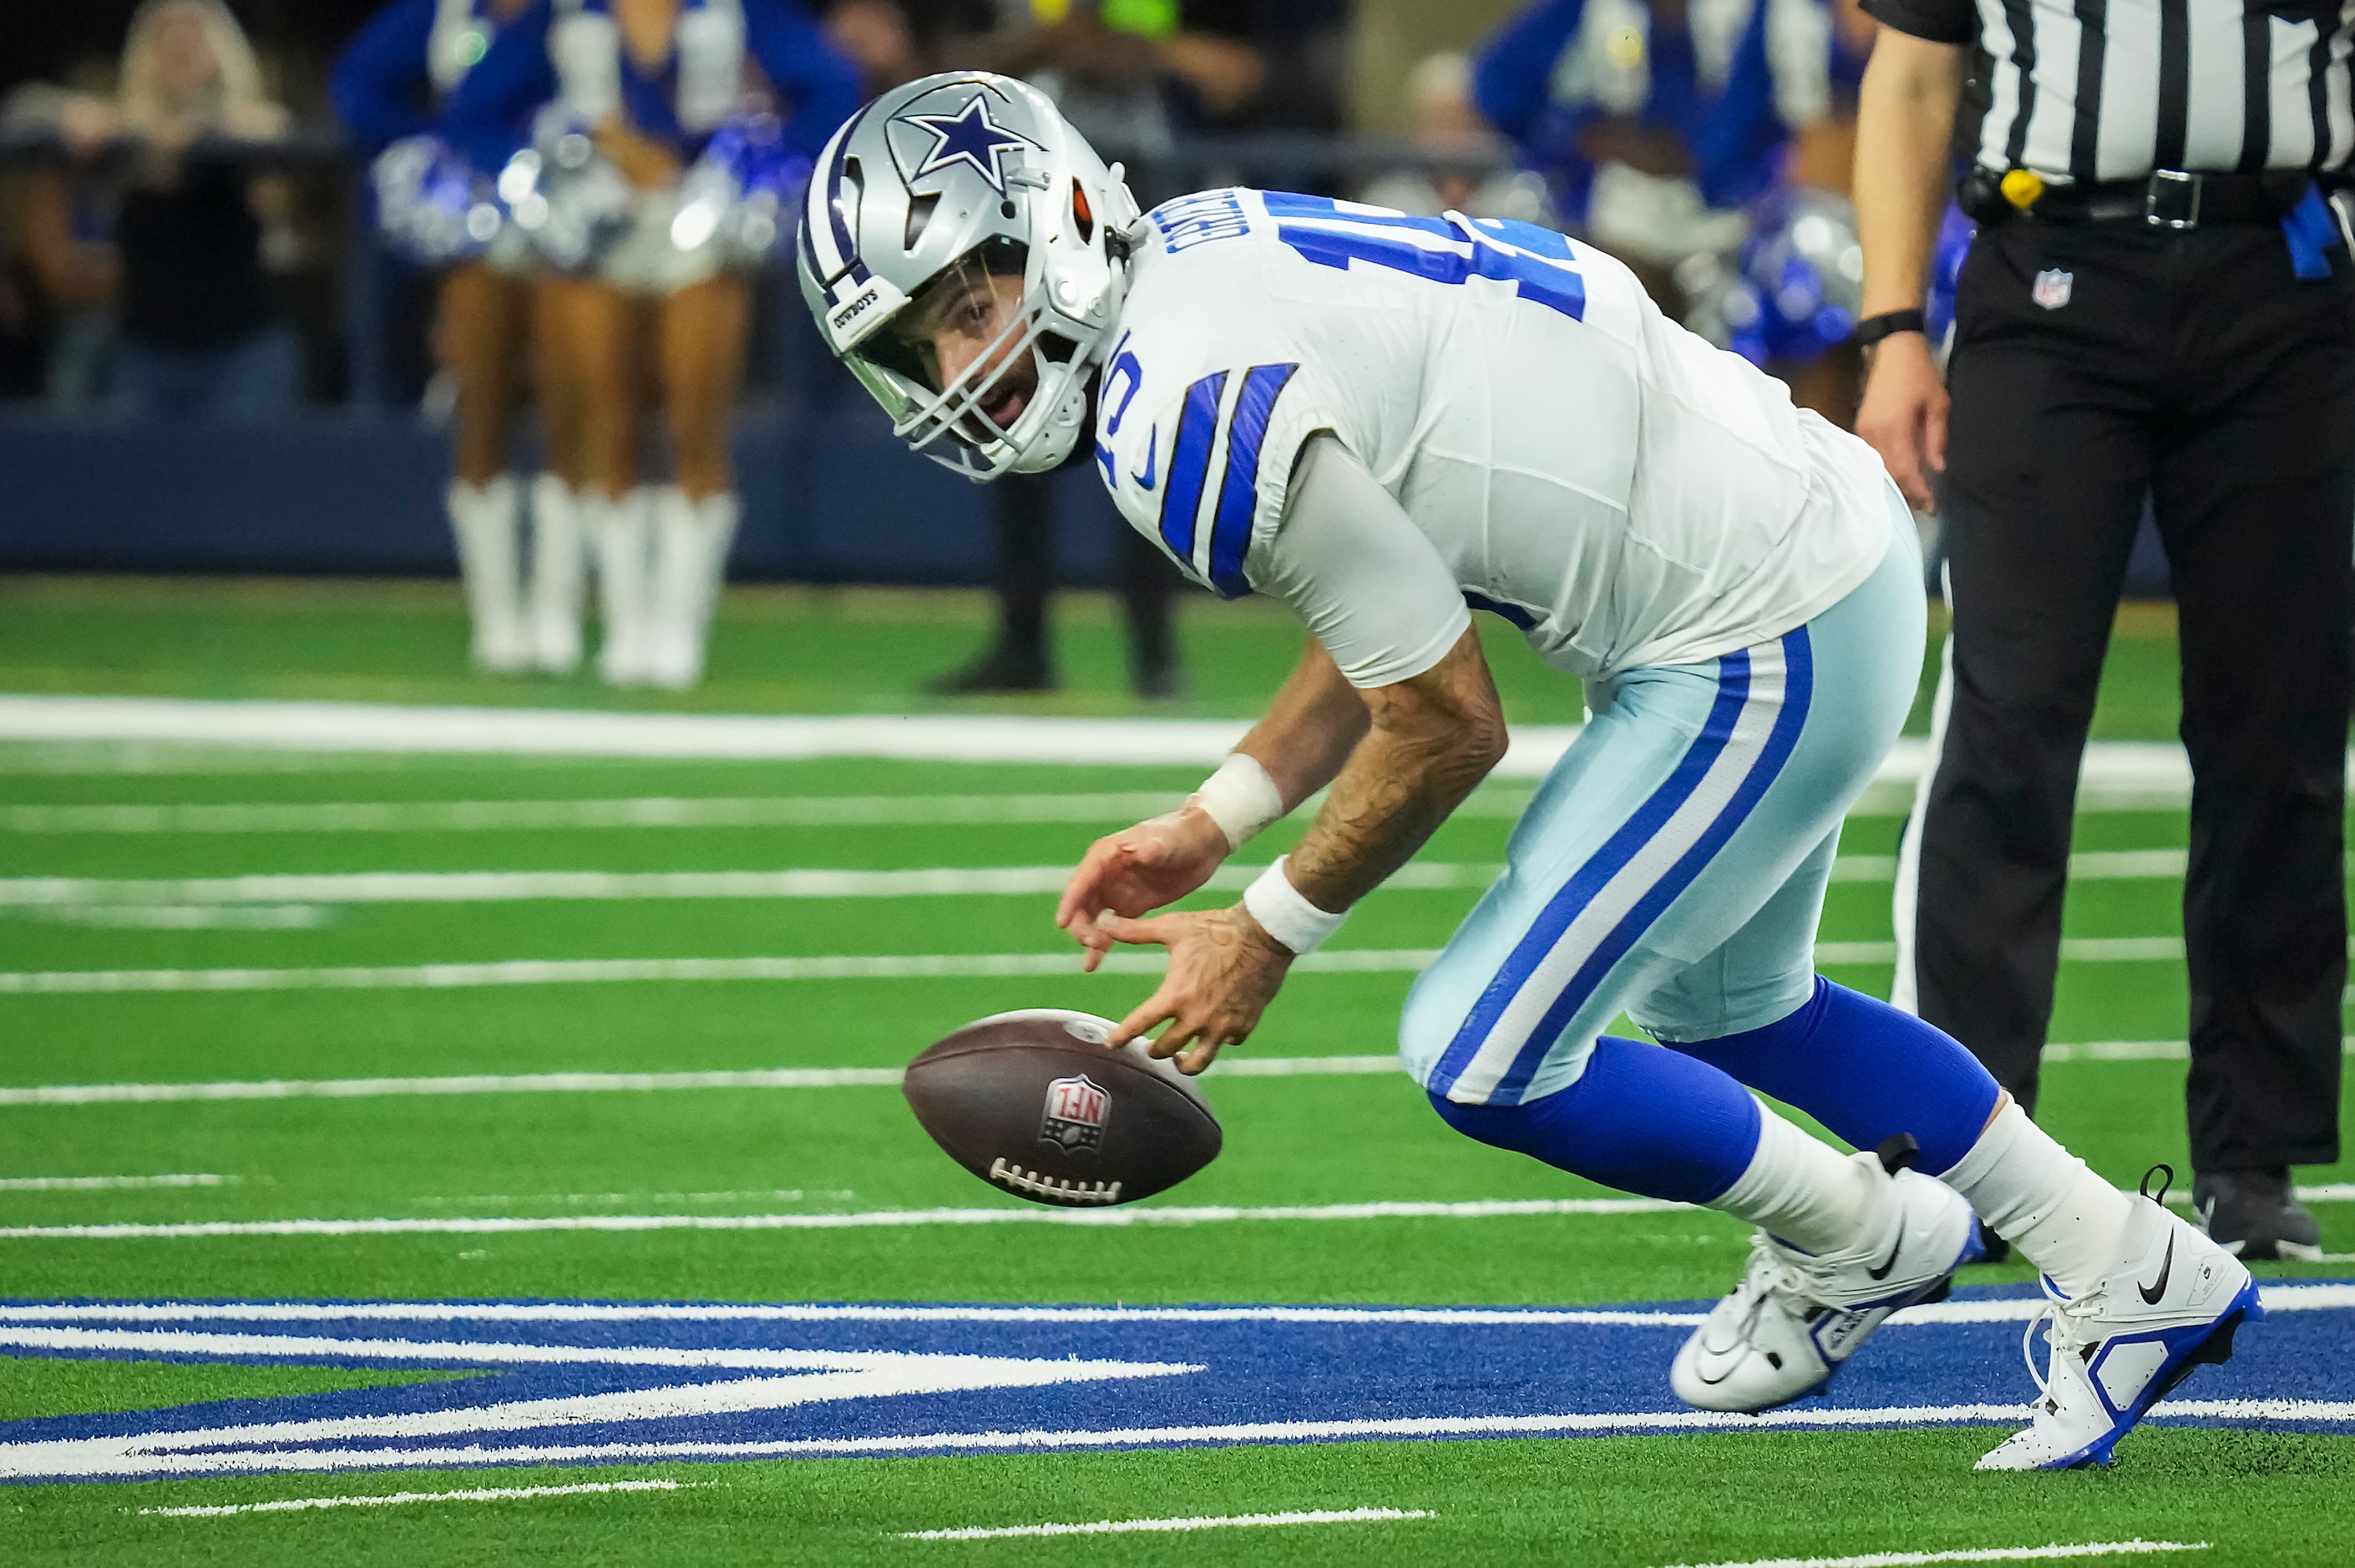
[1865,1231,1903,1282]
[2139,1233,2175,1304]
[1131,426,1157,491]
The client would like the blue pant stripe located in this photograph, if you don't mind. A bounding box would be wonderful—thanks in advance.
[1426,650,1755,1100]
[1486,627,1816,1103]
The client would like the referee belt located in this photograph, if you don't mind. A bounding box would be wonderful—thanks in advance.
[1963,167,2311,229]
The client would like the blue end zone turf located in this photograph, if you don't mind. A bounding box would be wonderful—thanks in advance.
[3,1282,2348,1482]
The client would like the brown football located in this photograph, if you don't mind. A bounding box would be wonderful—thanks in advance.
[903,1009,1223,1207]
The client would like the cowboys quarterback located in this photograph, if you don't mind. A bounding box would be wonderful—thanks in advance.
[797,72,2262,1470]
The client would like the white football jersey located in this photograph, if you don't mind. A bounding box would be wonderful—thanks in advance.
[1091,189,1897,683]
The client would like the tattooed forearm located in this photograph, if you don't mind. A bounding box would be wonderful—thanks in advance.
[1283,627,1508,913]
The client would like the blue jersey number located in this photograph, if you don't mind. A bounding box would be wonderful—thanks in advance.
[1261,194,1586,321]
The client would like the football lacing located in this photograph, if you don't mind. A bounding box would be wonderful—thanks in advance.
[988,1157,1122,1205]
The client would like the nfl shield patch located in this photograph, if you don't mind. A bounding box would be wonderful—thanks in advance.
[2032,267,2074,310]
[1040,1074,1110,1152]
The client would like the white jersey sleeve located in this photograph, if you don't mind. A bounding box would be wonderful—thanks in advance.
[1252,434,1470,688]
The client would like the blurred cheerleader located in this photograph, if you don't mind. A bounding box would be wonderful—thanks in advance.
[335,0,593,675]
[451,0,858,687]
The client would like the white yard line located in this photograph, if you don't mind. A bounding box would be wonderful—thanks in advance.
[0,862,1504,908]
[0,1173,225,1191]
[0,854,2246,908]
[903,1506,1431,1540]
[0,1196,1695,1240]
[0,699,2230,801]
[7,1399,2344,1477]
[0,937,2227,997]
[0,903,332,929]
[1657,1541,2209,1568]
[3,1286,2349,1330]
[1831,851,2201,883]
[0,791,1535,835]
[0,792,1196,835]
[0,949,1436,996]
[8,1043,2343,1110]
[0,1055,1403,1106]
[8,1197,2353,1244]
[141,1479,690,1517]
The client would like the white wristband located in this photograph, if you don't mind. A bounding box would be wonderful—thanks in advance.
[1243,855,1347,956]
[1189,752,1284,851]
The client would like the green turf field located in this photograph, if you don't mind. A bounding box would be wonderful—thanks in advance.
[0,578,2347,1565]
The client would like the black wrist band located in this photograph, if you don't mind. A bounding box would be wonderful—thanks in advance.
[1853,309,1927,346]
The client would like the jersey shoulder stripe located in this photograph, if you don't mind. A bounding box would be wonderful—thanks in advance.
[1208,362,1299,597]
[1137,360,1304,599]
[1158,370,1228,565]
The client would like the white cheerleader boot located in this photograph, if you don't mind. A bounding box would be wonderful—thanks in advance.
[447,475,529,673]
[589,487,657,685]
[646,487,739,689]
[526,473,585,674]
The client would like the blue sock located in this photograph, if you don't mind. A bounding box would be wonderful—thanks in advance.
[1429,1035,1764,1204]
[1662,978,2000,1175]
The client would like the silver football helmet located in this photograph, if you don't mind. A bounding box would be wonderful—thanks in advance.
[797,73,1142,479]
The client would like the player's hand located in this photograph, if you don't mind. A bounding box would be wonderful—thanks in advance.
[1854,331,1949,513]
[1056,806,1229,972]
[1094,905,1292,1074]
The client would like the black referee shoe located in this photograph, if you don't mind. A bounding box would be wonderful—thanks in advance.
[2194,1168,2324,1262]
[926,645,1056,695]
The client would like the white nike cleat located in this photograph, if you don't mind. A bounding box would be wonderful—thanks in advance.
[1673,1138,1983,1413]
[1977,1175,2261,1472]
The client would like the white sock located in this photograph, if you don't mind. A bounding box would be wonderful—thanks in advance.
[1708,1104,1886,1256]
[1940,1101,2131,1297]
[526,473,584,671]
[447,475,524,669]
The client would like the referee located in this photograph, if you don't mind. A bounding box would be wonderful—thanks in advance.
[1853,0,2355,1258]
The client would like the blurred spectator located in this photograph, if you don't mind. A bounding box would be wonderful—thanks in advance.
[1676,0,1878,423]
[332,0,581,677]
[447,0,859,689]
[5,85,124,405]
[968,0,1261,196]
[825,0,930,96]
[1357,52,1550,224]
[8,0,301,418]
[1472,0,1749,308]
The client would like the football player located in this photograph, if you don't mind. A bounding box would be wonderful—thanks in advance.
[798,73,2262,1470]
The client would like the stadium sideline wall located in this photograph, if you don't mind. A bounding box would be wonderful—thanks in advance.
[0,409,1130,588]
[0,410,2173,594]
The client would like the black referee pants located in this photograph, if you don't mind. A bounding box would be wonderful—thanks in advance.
[1910,216,2355,1172]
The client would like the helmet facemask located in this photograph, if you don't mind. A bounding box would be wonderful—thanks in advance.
[845,236,1095,478]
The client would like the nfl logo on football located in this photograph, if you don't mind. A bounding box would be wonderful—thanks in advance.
[1039,1074,1110,1153]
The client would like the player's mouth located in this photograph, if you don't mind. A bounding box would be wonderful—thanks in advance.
[980,371,1033,431]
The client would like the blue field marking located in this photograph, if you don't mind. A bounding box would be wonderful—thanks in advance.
[2,1283,2348,1482]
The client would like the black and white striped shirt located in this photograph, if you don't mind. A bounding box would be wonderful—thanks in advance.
[1862,0,2355,182]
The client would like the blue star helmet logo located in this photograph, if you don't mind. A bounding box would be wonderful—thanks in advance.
[897,94,1041,196]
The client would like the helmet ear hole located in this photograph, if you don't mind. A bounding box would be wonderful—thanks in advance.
[1071,180,1094,245]
[903,192,939,252]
